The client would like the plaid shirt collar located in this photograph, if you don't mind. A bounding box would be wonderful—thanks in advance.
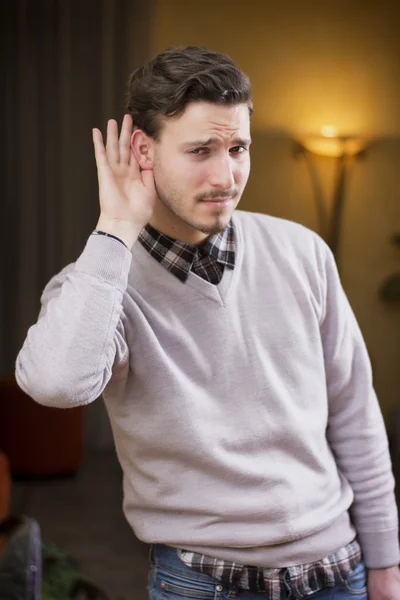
[138,220,236,283]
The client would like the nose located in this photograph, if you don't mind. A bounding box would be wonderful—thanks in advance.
[208,157,235,190]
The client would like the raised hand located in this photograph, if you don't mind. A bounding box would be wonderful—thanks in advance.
[92,114,156,248]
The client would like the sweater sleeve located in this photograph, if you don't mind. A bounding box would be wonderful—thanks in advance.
[15,234,132,408]
[319,242,399,568]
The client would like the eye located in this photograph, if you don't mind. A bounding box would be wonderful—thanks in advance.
[190,148,209,155]
[230,146,247,154]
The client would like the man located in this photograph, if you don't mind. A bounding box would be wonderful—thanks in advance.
[16,46,400,599]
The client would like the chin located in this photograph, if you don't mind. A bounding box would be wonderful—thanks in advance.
[197,219,230,236]
[183,204,237,236]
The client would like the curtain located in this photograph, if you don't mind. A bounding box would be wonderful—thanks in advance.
[1,0,154,446]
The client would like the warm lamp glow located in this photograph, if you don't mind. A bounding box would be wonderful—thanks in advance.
[321,125,338,138]
[253,62,379,137]
[298,129,367,158]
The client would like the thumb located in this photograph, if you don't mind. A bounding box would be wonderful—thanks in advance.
[141,169,156,195]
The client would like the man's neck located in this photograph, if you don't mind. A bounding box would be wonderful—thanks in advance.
[148,215,210,246]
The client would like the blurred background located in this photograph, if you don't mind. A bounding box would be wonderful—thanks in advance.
[1,1,400,599]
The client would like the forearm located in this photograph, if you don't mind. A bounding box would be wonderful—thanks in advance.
[318,239,399,567]
[326,345,399,568]
[16,234,131,408]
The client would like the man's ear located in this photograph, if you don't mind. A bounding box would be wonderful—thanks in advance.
[131,130,154,170]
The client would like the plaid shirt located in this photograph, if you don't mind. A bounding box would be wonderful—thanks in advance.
[138,222,235,284]
[93,222,235,284]
[94,223,363,595]
[177,540,362,596]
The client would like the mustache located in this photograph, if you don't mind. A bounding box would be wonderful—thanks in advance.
[196,189,239,202]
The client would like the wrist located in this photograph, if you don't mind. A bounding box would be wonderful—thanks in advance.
[369,566,399,573]
[368,565,400,580]
[95,217,141,249]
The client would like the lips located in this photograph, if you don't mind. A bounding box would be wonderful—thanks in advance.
[203,197,232,202]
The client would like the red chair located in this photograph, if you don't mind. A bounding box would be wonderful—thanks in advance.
[0,375,84,477]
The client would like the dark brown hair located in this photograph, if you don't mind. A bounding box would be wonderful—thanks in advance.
[125,46,253,140]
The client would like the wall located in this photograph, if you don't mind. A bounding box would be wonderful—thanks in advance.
[152,0,400,414]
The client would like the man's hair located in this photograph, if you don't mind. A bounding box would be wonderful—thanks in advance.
[125,46,253,140]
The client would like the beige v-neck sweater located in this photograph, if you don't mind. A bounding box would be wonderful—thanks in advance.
[15,211,399,568]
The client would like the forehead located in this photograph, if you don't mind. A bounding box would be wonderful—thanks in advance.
[161,102,251,141]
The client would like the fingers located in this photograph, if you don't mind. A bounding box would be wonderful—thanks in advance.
[92,128,108,171]
[127,151,140,181]
[141,168,156,194]
[106,119,120,165]
[93,116,137,174]
[119,114,133,165]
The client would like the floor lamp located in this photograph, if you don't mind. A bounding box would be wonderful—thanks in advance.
[293,129,369,270]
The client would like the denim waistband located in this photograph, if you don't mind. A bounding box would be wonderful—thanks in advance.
[150,542,362,596]
[150,544,210,579]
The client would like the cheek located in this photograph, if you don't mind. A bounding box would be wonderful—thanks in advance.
[181,162,208,188]
[237,159,251,185]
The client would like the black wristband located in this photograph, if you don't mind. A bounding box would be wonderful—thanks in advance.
[92,230,128,249]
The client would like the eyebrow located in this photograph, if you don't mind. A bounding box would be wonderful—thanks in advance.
[180,137,252,149]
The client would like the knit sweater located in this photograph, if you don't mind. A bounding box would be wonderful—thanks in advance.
[15,211,399,568]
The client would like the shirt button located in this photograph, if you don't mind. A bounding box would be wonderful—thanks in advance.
[216,584,223,592]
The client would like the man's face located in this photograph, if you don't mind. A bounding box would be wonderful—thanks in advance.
[150,102,251,244]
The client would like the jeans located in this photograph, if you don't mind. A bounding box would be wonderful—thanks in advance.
[147,544,368,600]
